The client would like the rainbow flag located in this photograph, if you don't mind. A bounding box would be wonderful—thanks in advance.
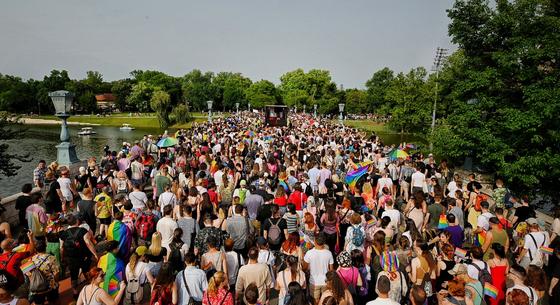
[540,246,554,255]
[107,220,132,260]
[367,218,376,226]
[345,165,370,193]
[98,252,125,298]
[484,282,498,299]
[438,213,448,229]
[476,231,486,247]
[20,260,35,274]
[454,248,467,259]
[12,244,31,253]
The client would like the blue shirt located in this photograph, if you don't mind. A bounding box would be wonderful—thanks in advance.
[175,266,208,304]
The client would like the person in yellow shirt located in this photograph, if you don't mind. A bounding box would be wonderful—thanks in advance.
[95,186,113,238]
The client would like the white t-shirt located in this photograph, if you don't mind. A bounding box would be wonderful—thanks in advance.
[158,191,177,213]
[477,212,493,231]
[381,209,401,231]
[523,231,547,260]
[156,217,178,251]
[126,261,148,285]
[213,170,224,188]
[411,171,425,188]
[366,297,400,305]
[225,251,245,285]
[467,260,489,280]
[304,248,333,286]
[377,178,393,195]
[129,191,148,210]
[447,181,458,198]
[57,177,73,200]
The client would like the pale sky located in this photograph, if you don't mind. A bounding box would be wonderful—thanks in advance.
[0,0,455,88]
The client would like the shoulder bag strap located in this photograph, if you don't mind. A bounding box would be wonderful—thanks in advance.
[235,252,241,279]
[182,270,192,296]
[218,291,230,305]
[528,233,538,260]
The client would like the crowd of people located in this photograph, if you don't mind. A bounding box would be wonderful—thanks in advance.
[1,112,559,305]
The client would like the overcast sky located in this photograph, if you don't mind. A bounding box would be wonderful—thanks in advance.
[0,0,455,88]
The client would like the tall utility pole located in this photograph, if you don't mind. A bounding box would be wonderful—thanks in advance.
[430,47,448,152]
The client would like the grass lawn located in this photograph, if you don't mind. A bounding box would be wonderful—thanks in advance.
[339,120,392,133]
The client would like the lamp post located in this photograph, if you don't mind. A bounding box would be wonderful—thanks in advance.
[48,90,80,166]
[207,100,213,123]
[303,104,306,114]
[248,103,251,112]
[235,102,239,115]
[338,103,345,125]
[430,47,448,151]
[314,104,318,118]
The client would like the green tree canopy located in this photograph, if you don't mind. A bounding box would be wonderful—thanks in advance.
[245,80,278,109]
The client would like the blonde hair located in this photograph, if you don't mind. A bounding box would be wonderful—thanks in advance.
[362,183,373,195]
[149,232,162,256]
[207,271,226,297]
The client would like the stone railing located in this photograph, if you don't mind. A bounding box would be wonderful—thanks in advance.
[0,187,42,227]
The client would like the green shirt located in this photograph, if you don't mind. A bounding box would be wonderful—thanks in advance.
[428,203,445,228]
[154,175,171,196]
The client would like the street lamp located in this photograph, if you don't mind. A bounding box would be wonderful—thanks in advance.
[248,103,251,112]
[338,103,345,125]
[48,90,80,166]
[235,102,239,115]
[207,100,213,123]
[313,104,318,118]
[303,105,306,114]
[430,47,448,151]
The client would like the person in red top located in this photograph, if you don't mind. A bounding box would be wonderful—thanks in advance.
[207,182,219,207]
[0,230,35,286]
[288,184,308,215]
[273,186,288,214]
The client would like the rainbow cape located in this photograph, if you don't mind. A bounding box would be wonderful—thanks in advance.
[107,220,132,260]
[98,252,124,298]
[476,231,486,247]
[379,250,399,272]
[12,244,31,253]
[484,282,498,299]
[345,163,371,193]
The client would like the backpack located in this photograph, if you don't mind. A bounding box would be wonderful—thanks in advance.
[474,194,488,212]
[135,212,156,241]
[267,218,282,246]
[504,189,513,209]
[62,228,84,258]
[125,265,145,305]
[357,266,369,297]
[29,256,51,294]
[303,183,313,197]
[351,226,365,247]
[471,262,492,286]
[239,189,248,204]
[168,244,185,273]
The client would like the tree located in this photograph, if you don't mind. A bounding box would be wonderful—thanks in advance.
[150,90,171,128]
[111,79,133,111]
[0,113,30,178]
[435,0,560,195]
[279,69,338,113]
[171,104,190,124]
[127,81,154,112]
[385,67,432,133]
[182,70,214,111]
[245,80,279,109]
[223,74,252,110]
[365,68,395,114]
[344,89,368,114]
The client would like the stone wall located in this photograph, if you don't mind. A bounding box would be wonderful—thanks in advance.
[0,187,42,227]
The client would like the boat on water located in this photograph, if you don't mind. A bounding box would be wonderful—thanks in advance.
[119,124,135,131]
[77,127,96,136]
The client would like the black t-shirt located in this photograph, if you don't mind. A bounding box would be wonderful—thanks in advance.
[59,226,88,258]
[514,206,536,225]
[77,199,96,230]
[15,195,32,221]
[46,181,62,213]
[147,248,167,263]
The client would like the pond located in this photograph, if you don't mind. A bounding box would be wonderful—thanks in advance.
[0,124,427,198]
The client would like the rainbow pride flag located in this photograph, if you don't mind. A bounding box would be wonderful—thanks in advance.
[454,248,468,259]
[379,251,399,272]
[107,220,132,259]
[12,244,31,253]
[20,260,35,274]
[98,252,125,298]
[476,231,486,247]
[367,218,376,226]
[540,246,554,255]
[438,213,448,229]
[484,282,498,299]
[345,164,370,192]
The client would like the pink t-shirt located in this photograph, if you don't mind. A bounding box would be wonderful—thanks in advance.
[337,267,360,287]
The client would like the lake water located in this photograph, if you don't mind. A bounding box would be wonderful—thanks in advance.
[0,124,426,197]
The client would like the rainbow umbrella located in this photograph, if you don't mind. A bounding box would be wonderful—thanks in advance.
[156,137,178,148]
[388,149,409,160]
[244,130,256,137]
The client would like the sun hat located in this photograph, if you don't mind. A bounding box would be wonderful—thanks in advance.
[448,263,468,276]
[336,251,352,267]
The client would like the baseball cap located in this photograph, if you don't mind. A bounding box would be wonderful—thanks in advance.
[448,263,468,276]
[136,246,148,256]
[526,218,538,226]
